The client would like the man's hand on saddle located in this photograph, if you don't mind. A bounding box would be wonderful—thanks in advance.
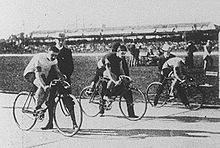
[43,85,50,92]
[114,79,122,86]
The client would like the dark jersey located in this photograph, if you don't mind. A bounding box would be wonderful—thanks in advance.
[57,47,74,78]
[102,52,122,78]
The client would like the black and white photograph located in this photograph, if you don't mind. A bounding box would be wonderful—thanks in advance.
[0,0,219,147]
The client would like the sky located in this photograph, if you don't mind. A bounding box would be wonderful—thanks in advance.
[0,0,220,39]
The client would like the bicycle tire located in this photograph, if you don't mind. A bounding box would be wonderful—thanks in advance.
[79,86,101,117]
[146,82,169,107]
[13,91,37,131]
[54,94,83,137]
[119,87,147,121]
[185,85,204,110]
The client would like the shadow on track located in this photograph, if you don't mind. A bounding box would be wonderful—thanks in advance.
[76,128,220,139]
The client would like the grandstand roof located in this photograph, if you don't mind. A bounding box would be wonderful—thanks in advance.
[30,22,218,38]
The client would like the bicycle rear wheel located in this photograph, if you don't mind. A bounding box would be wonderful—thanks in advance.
[54,95,83,137]
[185,86,204,110]
[146,82,169,107]
[79,86,101,117]
[13,92,37,131]
[119,87,147,121]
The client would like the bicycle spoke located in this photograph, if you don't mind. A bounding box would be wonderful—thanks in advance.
[79,86,101,117]
[13,92,37,131]
[54,95,82,137]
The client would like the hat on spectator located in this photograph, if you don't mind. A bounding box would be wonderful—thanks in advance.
[118,45,127,52]
[162,42,171,52]
[111,42,121,52]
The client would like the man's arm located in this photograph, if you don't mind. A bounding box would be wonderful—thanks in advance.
[35,66,46,88]
[54,64,64,78]
[119,61,125,75]
[173,67,183,82]
[104,59,117,83]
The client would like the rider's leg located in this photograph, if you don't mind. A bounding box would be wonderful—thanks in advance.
[170,78,177,97]
[41,86,57,130]
[154,69,169,106]
[122,87,138,118]
[41,68,58,130]
[176,82,190,107]
[62,94,77,127]
[89,67,105,92]
[35,87,46,110]
[203,58,208,71]
[103,80,115,102]
[208,56,214,69]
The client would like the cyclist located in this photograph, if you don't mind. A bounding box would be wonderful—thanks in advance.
[23,46,62,112]
[41,39,76,130]
[88,42,121,94]
[154,57,190,108]
[157,42,175,82]
[102,43,137,117]
[90,42,137,117]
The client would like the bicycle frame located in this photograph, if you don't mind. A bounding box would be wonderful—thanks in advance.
[56,95,71,117]
[93,76,131,106]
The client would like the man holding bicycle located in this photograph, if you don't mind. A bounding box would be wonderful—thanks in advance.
[41,39,76,130]
[23,46,62,112]
[154,57,190,108]
[99,42,138,118]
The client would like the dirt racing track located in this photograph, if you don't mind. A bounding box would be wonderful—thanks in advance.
[1,93,220,148]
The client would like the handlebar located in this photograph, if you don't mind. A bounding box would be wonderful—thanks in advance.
[49,77,70,89]
[119,75,132,82]
[118,75,132,86]
[99,75,132,86]
[180,76,197,88]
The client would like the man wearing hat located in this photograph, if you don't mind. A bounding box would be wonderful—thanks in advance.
[157,42,175,82]
[41,38,76,130]
[185,41,197,68]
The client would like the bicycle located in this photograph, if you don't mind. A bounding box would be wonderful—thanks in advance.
[146,73,204,110]
[79,75,147,121]
[12,78,83,137]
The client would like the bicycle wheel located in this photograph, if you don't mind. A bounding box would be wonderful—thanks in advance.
[185,86,204,110]
[13,91,37,131]
[54,94,83,137]
[119,87,147,121]
[79,86,101,117]
[146,82,169,107]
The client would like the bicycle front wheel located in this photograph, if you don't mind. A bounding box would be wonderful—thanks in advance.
[119,87,147,121]
[146,82,169,107]
[79,86,101,117]
[54,94,83,137]
[185,86,204,110]
[13,92,37,131]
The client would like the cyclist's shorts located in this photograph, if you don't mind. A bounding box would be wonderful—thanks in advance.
[162,68,172,77]
[24,72,36,83]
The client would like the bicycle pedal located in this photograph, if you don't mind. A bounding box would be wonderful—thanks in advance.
[104,103,112,110]
[37,113,45,121]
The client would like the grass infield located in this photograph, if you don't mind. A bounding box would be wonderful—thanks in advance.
[0,53,219,105]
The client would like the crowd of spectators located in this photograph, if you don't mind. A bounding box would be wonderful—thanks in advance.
[0,34,218,55]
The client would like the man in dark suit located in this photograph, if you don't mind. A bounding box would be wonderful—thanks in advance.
[41,39,76,130]
[185,41,197,68]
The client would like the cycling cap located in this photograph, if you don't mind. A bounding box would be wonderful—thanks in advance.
[112,42,121,52]
[162,43,171,52]
[118,45,127,52]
